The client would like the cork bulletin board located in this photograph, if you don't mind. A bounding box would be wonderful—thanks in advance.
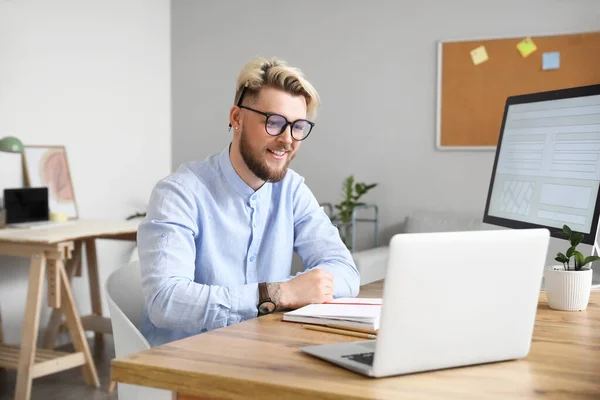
[436,31,600,150]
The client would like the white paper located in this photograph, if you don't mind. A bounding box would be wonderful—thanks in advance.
[285,300,381,322]
[327,297,382,305]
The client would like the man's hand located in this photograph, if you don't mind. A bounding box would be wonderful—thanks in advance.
[267,269,334,310]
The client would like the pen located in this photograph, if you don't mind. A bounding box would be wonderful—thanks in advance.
[325,324,377,335]
[301,325,377,339]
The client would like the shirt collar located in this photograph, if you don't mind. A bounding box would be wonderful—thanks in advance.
[218,143,271,201]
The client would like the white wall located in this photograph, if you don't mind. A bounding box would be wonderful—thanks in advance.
[172,0,599,277]
[0,0,171,345]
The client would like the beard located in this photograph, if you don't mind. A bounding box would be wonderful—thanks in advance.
[239,128,294,183]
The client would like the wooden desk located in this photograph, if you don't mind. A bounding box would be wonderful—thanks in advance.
[111,281,600,399]
[0,219,138,400]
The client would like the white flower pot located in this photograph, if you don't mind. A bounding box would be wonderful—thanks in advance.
[544,266,593,311]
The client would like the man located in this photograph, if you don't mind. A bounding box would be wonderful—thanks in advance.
[137,57,360,347]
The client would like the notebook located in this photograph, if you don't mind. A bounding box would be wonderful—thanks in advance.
[282,298,382,331]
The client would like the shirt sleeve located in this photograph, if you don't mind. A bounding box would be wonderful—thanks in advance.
[292,180,361,298]
[137,178,259,334]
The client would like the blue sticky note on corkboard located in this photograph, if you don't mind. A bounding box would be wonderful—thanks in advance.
[543,52,560,70]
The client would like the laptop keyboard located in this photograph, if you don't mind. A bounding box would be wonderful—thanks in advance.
[341,352,374,366]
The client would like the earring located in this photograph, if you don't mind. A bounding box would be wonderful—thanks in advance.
[235,127,239,130]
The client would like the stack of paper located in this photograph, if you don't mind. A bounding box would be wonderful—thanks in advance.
[282,298,382,331]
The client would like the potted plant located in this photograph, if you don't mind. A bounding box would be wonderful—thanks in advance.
[331,175,377,249]
[544,224,600,311]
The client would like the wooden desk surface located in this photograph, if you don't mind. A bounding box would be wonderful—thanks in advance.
[111,282,600,400]
[0,219,139,244]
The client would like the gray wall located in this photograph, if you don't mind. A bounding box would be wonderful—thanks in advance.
[172,1,600,265]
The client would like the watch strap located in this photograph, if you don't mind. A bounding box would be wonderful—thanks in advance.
[258,282,270,303]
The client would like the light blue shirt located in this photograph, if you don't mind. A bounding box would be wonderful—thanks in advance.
[138,145,360,347]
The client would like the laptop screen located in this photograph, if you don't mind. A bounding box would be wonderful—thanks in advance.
[4,187,50,224]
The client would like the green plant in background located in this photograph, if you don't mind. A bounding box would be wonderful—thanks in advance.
[554,224,600,271]
[332,175,377,247]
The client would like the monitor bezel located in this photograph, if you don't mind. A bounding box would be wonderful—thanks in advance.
[483,83,600,246]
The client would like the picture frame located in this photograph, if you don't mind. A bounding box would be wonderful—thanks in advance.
[22,145,79,219]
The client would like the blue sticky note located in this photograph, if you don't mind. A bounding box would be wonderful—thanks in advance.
[543,52,560,70]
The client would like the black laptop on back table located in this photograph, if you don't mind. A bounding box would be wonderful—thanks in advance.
[3,187,52,228]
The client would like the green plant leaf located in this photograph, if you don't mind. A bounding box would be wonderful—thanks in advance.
[562,224,572,239]
[570,233,583,248]
[566,247,575,258]
[555,252,569,263]
[573,251,585,270]
[582,255,600,268]
[342,176,354,196]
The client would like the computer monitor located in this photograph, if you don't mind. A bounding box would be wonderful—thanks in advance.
[483,84,600,247]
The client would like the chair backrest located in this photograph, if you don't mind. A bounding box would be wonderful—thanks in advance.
[105,260,149,356]
[106,260,171,400]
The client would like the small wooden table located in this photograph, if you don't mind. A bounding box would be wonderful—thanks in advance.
[0,219,138,400]
[110,281,600,399]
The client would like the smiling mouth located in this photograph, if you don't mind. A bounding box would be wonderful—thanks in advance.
[267,149,288,160]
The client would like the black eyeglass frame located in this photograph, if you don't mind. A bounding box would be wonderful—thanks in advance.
[229,82,315,141]
[239,105,315,141]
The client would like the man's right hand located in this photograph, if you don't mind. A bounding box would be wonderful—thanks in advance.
[268,268,334,310]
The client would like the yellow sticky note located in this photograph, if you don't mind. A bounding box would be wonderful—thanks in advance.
[50,212,69,222]
[470,45,489,65]
[517,37,537,57]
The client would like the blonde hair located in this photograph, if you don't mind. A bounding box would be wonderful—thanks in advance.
[234,57,321,119]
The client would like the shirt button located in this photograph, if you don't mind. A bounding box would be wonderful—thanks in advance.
[251,195,257,200]
[249,255,256,262]
[253,222,257,227]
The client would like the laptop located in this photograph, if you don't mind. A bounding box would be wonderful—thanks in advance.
[301,228,550,378]
[3,187,68,229]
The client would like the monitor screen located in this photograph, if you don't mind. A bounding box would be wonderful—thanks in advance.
[483,84,600,245]
[4,187,50,224]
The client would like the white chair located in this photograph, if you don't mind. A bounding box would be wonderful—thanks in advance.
[105,260,170,400]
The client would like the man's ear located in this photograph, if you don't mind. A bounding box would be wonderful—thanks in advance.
[229,106,242,131]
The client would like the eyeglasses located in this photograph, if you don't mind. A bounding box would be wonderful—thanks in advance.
[229,81,315,141]
[239,105,314,141]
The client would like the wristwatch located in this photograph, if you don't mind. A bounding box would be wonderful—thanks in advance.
[257,282,276,316]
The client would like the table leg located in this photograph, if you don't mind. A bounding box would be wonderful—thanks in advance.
[43,241,82,349]
[57,259,99,387]
[84,239,104,345]
[14,253,46,400]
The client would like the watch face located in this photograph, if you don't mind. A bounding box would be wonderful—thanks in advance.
[258,301,276,315]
